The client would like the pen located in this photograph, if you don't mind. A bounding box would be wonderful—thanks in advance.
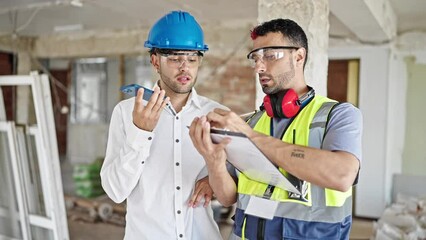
[239,111,257,119]
[293,129,296,144]
[183,110,254,129]
[185,126,231,133]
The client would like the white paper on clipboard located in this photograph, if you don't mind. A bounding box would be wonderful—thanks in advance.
[210,128,301,195]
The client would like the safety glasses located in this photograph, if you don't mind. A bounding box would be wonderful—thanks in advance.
[158,51,203,68]
[247,46,299,68]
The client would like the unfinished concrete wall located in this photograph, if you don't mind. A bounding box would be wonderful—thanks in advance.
[396,32,426,176]
[401,54,426,175]
[33,30,148,58]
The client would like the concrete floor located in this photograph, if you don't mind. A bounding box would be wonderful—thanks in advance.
[67,217,374,239]
[68,220,124,240]
[68,220,233,240]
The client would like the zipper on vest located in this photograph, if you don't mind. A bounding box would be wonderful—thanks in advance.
[255,185,274,239]
[257,218,265,240]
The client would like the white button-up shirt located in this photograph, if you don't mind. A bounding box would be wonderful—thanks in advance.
[101,89,224,240]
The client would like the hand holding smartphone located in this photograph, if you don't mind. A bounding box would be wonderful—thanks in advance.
[120,84,154,101]
[120,84,176,115]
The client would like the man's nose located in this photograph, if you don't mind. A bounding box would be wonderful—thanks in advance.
[254,60,266,73]
[178,59,189,70]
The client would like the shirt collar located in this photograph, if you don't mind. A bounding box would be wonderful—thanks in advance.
[155,80,202,109]
[186,88,202,109]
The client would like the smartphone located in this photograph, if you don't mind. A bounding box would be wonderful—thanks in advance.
[120,84,153,101]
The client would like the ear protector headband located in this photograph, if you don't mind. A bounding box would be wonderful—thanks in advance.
[263,87,315,118]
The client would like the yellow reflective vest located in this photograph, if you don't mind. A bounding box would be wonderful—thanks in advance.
[238,95,352,222]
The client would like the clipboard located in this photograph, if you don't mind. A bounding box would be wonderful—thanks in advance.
[210,128,301,195]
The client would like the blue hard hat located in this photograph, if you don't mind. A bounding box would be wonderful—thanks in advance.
[144,11,208,51]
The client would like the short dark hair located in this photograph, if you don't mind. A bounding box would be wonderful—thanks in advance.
[251,19,308,68]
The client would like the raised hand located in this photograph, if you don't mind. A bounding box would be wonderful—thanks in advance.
[207,108,254,137]
[189,116,230,170]
[132,86,169,131]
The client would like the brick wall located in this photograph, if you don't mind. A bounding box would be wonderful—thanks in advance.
[197,57,256,115]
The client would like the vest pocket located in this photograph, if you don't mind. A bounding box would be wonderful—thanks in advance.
[282,218,342,240]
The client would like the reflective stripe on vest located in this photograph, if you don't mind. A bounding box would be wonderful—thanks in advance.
[238,95,352,222]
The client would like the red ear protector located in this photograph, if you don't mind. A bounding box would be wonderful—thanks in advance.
[262,87,315,118]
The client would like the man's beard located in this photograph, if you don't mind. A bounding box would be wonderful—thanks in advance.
[262,60,295,95]
[160,72,196,94]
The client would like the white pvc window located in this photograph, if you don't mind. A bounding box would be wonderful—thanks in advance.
[0,73,69,240]
[0,122,25,240]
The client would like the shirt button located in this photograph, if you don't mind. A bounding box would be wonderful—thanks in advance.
[176,186,180,190]
[179,234,183,238]
[148,137,152,140]
[141,161,145,164]
[176,116,179,120]
[177,210,181,214]
[175,162,180,166]
[175,139,179,143]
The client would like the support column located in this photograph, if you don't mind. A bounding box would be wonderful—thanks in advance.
[257,0,329,96]
[16,51,36,124]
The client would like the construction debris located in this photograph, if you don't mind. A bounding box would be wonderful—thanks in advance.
[373,193,426,239]
[65,195,126,227]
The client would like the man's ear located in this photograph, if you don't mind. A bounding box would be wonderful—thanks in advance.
[295,48,306,68]
[151,54,160,72]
